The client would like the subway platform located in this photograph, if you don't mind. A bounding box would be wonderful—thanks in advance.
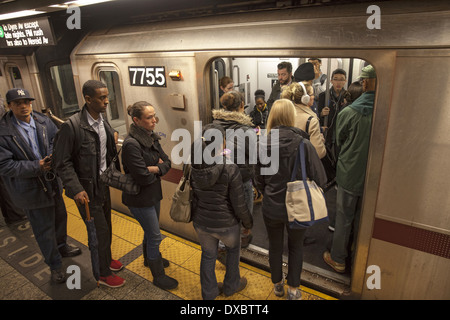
[0,194,335,301]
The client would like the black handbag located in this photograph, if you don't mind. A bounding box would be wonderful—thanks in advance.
[100,148,140,195]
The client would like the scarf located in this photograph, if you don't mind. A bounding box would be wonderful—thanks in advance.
[129,123,160,148]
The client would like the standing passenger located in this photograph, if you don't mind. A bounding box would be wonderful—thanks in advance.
[218,76,234,109]
[255,99,326,300]
[53,80,125,288]
[281,82,326,159]
[0,88,81,283]
[266,62,294,111]
[213,91,256,248]
[249,89,269,130]
[191,124,253,300]
[121,101,178,290]
[323,65,376,274]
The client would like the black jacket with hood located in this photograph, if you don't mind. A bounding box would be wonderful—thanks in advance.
[255,126,327,222]
[191,158,253,230]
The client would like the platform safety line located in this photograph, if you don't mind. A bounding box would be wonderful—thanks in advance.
[111,210,336,300]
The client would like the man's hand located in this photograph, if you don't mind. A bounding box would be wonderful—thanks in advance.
[74,191,89,206]
[39,156,52,171]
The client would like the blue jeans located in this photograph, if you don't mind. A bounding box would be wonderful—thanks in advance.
[330,186,363,264]
[24,200,66,271]
[194,222,241,300]
[129,202,162,261]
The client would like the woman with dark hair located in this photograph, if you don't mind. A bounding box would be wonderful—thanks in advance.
[191,123,253,300]
[121,101,178,290]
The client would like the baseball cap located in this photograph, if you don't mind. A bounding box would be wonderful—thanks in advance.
[359,65,377,79]
[6,88,35,103]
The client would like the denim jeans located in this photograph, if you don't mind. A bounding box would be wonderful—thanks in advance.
[242,179,254,216]
[129,202,162,261]
[330,186,363,264]
[24,195,68,271]
[194,222,241,300]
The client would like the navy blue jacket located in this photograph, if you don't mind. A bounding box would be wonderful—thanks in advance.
[0,111,59,210]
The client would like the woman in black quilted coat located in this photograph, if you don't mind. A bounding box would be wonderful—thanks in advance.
[191,123,253,300]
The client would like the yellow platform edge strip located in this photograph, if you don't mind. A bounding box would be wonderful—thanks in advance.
[104,209,336,300]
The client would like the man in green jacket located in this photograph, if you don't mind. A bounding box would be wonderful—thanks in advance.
[323,65,376,273]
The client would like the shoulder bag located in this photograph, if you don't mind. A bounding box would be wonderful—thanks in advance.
[170,164,192,223]
[100,147,141,195]
[286,141,328,229]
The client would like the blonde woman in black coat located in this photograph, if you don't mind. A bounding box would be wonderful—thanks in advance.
[255,99,326,300]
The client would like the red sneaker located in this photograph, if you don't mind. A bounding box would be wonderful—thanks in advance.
[110,259,124,272]
[99,274,126,288]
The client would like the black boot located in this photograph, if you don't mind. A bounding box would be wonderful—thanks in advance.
[143,243,169,268]
[148,257,178,290]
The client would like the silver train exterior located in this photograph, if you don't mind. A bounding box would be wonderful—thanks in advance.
[1,1,449,299]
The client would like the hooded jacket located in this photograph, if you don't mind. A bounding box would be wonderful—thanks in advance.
[0,111,59,209]
[212,109,256,182]
[191,159,253,230]
[255,126,327,222]
[336,91,374,195]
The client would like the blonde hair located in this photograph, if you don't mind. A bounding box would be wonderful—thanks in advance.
[266,99,296,134]
[280,82,313,105]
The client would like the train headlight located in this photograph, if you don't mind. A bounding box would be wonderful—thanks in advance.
[169,70,182,81]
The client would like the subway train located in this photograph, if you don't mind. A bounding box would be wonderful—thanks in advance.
[1,0,449,299]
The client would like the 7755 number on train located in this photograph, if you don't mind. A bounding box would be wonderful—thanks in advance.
[129,66,166,87]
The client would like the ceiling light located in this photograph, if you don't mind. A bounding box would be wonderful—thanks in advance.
[0,10,46,21]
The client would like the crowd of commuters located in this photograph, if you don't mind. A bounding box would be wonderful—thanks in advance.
[0,63,375,300]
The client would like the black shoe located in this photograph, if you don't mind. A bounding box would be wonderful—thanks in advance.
[148,257,178,290]
[51,268,67,284]
[59,244,82,257]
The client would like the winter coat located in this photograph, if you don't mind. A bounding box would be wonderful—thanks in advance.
[212,109,256,182]
[53,105,118,201]
[255,126,327,222]
[121,123,171,208]
[318,88,350,149]
[336,91,374,195]
[249,104,269,129]
[293,102,326,159]
[191,158,253,229]
[0,111,60,209]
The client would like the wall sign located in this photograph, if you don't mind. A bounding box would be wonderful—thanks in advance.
[0,17,55,48]
[129,66,167,87]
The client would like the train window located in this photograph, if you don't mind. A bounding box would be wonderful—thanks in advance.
[7,65,24,88]
[49,64,79,118]
[98,69,127,137]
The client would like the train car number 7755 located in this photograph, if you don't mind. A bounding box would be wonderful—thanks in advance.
[129,66,167,87]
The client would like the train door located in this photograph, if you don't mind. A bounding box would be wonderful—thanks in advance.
[208,56,369,288]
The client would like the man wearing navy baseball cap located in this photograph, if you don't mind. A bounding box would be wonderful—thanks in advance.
[0,87,81,284]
